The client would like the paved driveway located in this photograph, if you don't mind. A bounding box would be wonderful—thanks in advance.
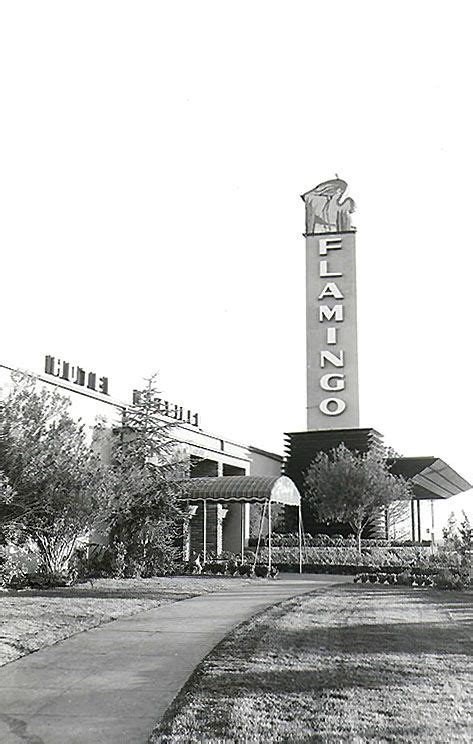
[0,574,347,744]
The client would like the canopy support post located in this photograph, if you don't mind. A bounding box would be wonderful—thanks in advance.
[241,503,245,564]
[430,499,435,546]
[298,504,303,574]
[417,499,421,543]
[203,499,207,564]
[253,500,267,571]
[268,499,272,573]
[183,514,190,562]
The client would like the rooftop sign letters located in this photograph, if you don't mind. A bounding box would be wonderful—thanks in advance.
[44,355,109,396]
[132,390,199,427]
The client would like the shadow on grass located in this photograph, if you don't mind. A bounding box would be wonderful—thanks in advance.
[198,661,426,694]
[211,584,473,661]
[0,588,196,600]
[262,619,473,655]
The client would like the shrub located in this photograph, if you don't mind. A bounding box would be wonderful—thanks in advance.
[253,564,267,578]
[427,550,461,570]
[171,561,194,576]
[433,569,467,591]
[24,572,68,589]
[236,564,252,577]
[354,572,391,584]
[225,559,239,576]
[397,570,412,585]
[203,562,227,575]
[0,556,28,589]
[0,557,69,590]
[420,575,434,587]
[252,564,278,579]
[255,564,273,578]
[70,545,113,581]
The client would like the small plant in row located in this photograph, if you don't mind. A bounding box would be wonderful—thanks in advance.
[355,572,398,585]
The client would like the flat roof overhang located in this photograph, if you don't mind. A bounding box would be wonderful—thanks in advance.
[180,475,300,506]
[388,457,472,500]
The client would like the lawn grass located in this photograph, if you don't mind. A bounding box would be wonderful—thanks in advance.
[152,583,473,743]
[0,575,253,666]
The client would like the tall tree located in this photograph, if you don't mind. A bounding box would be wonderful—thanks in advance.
[304,444,412,553]
[0,372,105,574]
[458,511,472,580]
[442,511,460,550]
[106,375,187,576]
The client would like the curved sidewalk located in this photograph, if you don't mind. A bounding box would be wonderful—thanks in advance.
[0,574,347,744]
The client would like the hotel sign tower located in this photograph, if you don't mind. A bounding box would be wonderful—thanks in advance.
[302,178,359,430]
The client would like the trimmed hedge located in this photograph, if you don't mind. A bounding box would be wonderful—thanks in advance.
[255,533,433,549]
[273,564,460,577]
[258,546,458,568]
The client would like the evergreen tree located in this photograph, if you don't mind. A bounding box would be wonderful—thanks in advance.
[458,511,472,581]
[106,375,187,576]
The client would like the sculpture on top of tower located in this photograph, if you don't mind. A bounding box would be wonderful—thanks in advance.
[301,177,355,234]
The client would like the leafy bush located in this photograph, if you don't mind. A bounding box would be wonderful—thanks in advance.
[0,556,69,590]
[253,564,279,579]
[0,556,28,589]
[396,570,413,586]
[433,569,468,591]
[70,544,113,580]
[204,562,227,575]
[235,564,252,577]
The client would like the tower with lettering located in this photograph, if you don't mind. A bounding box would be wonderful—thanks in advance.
[302,178,359,430]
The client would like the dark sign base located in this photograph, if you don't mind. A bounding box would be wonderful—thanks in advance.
[283,427,384,495]
[282,427,385,537]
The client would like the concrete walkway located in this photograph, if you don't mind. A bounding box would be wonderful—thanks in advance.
[0,574,347,744]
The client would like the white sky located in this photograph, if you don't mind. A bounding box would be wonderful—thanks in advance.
[1,1,472,523]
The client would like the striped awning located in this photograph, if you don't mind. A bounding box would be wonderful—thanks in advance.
[388,457,472,500]
[180,475,300,506]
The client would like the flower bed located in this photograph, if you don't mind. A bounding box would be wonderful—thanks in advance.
[272,563,455,576]
[353,568,470,590]
[175,557,279,579]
